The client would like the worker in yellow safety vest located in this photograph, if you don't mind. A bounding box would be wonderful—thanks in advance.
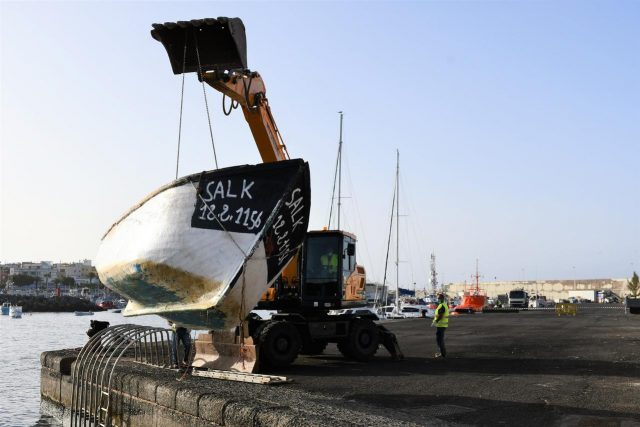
[431,293,449,358]
[320,248,338,274]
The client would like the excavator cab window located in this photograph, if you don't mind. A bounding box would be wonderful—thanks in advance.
[301,234,342,301]
[343,240,356,272]
[304,235,341,282]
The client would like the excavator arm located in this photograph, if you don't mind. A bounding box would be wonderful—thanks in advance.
[202,71,289,163]
[151,18,289,163]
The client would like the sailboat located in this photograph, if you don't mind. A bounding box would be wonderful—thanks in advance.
[454,259,487,313]
[375,151,404,319]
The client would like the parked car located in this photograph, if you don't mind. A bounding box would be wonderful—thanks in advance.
[330,307,379,320]
[98,300,114,309]
[400,306,422,318]
[379,305,403,319]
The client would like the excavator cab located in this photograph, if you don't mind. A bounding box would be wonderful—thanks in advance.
[258,231,366,311]
[302,230,366,310]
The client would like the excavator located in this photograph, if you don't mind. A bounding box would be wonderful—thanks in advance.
[151,17,402,371]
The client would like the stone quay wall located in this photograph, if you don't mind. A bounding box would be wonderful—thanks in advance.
[40,349,410,427]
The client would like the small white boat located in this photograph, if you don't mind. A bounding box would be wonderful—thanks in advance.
[74,311,94,316]
[9,306,22,319]
[95,160,310,330]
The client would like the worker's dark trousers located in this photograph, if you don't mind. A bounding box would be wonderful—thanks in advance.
[172,328,191,366]
[436,327,447,357]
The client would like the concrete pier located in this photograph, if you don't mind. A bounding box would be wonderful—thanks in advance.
[41,310,640,426]
[40,349,431,427]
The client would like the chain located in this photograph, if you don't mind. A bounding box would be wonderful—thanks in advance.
[175,35,188,180]
[194,30,219,169]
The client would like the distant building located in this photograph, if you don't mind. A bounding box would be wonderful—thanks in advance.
[9,261,56,282]
[448,278,629,302]
[2,259,99,290]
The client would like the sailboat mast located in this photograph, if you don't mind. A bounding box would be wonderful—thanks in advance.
[395,150,400,312]
[381,175,396,308]
[474,259,480,293]
[337,112,343,230]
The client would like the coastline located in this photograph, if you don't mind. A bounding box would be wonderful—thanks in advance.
[0,295,104,313]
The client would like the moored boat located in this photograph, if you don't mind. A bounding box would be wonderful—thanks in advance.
[454,260,487,313]
[9,305,22,319]
[95,159,310,330]
[74,311,94,316]
[455,293,487,313]
[1,302,10,315]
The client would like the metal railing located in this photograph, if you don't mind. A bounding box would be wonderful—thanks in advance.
[70,324,173,427]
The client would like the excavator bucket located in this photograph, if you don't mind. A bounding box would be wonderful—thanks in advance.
[151,17,247,74]
[191,330,258,373]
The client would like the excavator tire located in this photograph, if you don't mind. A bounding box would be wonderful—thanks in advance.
[300,339,328,355]
[337,318,379,362]
[258,321,301,368]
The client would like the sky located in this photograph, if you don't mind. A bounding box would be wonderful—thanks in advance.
[1,1,638,287]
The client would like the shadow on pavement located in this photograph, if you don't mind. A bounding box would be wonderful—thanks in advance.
[273,355,640,379]
[347,393,640,426]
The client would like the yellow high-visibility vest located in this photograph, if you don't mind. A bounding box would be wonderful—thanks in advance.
[320,253,338,273]
[435,302,449,327]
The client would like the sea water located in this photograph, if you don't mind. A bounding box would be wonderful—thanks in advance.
[0,311,168,427]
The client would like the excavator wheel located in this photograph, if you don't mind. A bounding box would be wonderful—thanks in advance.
[258,321,301,368]
[300,339,328,355]
[337,318,380,362]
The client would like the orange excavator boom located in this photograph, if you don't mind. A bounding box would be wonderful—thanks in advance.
[151,18,289,164]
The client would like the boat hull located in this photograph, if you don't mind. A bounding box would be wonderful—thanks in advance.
[456,294,487,312]
[95,160,310,330]
[9,306,22,318]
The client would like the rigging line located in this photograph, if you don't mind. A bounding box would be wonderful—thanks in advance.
[381,176,397,306]
[327,135,341,229]
[400,207,416,292]
[194,31,219,169]
[342,150,377,281]
[379,172,398,306]
[399,171,429,281]
[175,35,188,180]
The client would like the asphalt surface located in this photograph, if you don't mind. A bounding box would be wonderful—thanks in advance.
[265,308,640,426]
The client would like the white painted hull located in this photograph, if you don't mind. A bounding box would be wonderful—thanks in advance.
[9,306,22,318]
[95,160,310,330]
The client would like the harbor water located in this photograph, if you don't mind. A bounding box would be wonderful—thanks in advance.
[0,311,168,427]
